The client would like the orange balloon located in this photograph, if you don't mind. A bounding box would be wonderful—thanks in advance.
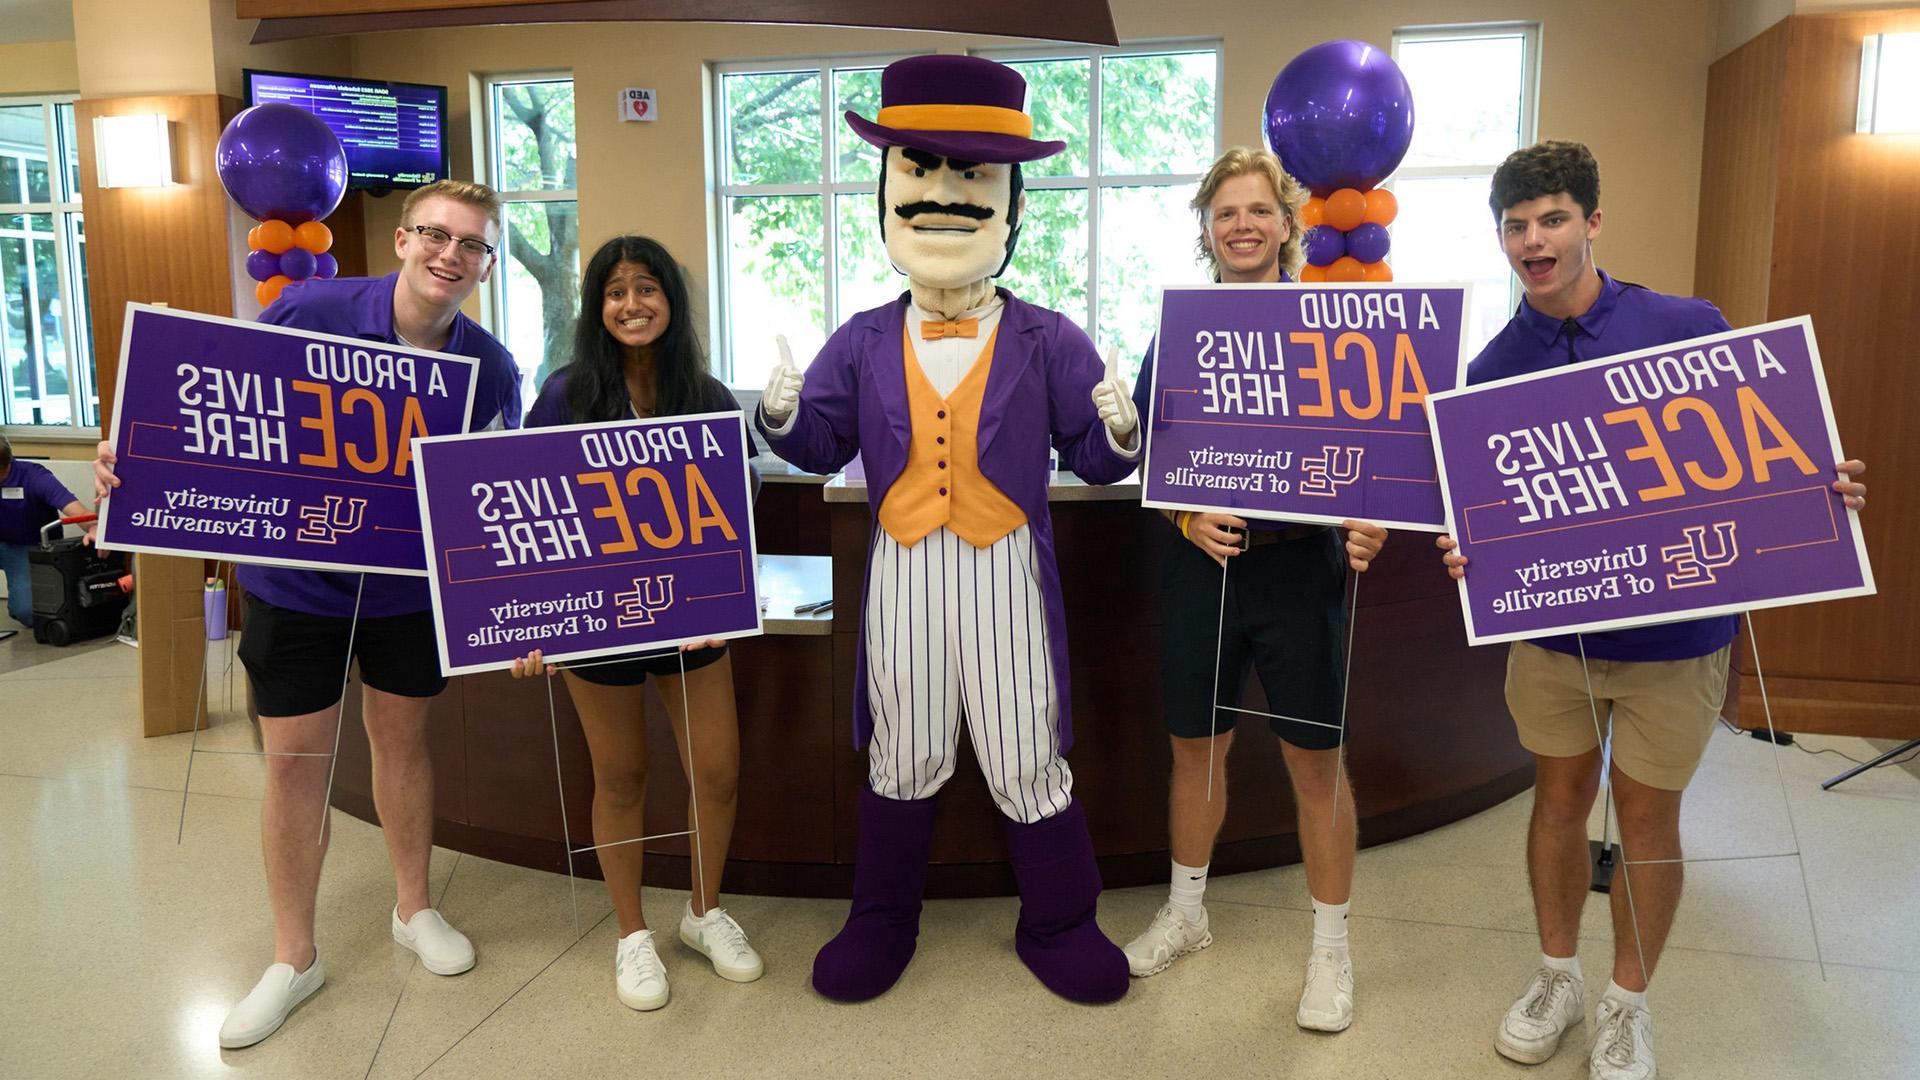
[1323,188,1367,233]
[1363,188,1399,227]
[257,219,295,255]
[1327,256,1366,283]
[1299,263,1329,283]
[256,275,292,308]
[1361,260,1394,282]
[246,224,263,250]
[294,220,333,254]
[1300,197,1326,228]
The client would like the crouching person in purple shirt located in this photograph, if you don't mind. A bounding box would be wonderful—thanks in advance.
[1435,143,1868,1080]
[93,180,524,1049]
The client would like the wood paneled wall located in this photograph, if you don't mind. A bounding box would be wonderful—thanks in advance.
[74,94,238,432]
[1697,11,1920,737]
[75,93,240,736]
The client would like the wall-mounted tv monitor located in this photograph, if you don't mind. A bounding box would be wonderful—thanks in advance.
[244,69,448,192]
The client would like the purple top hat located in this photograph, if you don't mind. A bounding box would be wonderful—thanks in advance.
[845,54,1066,164]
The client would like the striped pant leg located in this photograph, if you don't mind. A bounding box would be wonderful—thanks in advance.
[952,524,1073,825]
[864,526,964,801]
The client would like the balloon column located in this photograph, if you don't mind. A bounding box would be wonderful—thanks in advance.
[215,103,349,308]
[1262,40,1415,283]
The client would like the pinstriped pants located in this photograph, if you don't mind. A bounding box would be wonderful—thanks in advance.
[864,523,1073,824]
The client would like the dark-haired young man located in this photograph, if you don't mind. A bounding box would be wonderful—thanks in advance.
[1436,141,1866,1080]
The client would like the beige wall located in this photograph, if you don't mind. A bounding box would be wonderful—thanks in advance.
[0,40,80,94]
[340,0,1717,351]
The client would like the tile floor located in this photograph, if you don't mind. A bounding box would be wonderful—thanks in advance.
[2,629,1915,1079]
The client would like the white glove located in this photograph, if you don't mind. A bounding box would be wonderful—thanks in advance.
[1091,345,1137,438]
[761,335,804,423]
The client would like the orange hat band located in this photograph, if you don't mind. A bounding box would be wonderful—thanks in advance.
[875,104,1034,139]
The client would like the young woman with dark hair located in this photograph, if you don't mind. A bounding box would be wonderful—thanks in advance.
[512,235,762,1012]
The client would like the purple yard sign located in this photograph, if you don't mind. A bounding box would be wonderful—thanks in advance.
[1429,317,1874,645]
[96,304,478,574]
[413,413,762,675]
[1141,283,1470,531]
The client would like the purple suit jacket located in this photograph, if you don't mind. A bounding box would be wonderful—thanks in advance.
[756,290,1135,751]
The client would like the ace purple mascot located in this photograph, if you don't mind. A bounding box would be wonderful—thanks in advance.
[758,55,1139,1004]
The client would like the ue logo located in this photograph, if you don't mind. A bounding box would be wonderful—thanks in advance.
[615,574,676,628]
[1662,522,1738,589]
[1299,445,1363,497]
[296,496,368,544]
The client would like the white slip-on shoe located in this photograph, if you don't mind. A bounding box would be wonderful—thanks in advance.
[678,903,765,983]
[218,951,325,1049]
[1295,946,1355,1032]
[616,929,670,1011]
[1590,996,1657,1080]
[1496,966,1587,1065]
[1122,901,1213,977]
[392,906,475,976]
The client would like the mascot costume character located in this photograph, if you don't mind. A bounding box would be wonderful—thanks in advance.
[758,54,1141,1004]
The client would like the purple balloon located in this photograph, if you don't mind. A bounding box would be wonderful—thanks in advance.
[216,103,348,224]
[1263,40,1415,197]
[1345,221,1391,264]
[1304,225,1346,267]
[314,252,339,280]
[245,248,281,283]
[279,247,318,280]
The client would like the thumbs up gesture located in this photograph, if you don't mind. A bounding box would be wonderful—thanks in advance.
[761,334,804,423]
[1091,344,1137,438]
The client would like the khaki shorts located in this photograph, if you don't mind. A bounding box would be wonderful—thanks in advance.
[1505,641,1732,791]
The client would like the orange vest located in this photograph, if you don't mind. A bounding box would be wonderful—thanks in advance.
[876,325,1028,549]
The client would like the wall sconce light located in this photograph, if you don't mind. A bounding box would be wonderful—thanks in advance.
[1858,32,1920,134]
[93,113,174,188]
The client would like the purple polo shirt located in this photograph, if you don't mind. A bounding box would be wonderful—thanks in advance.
[1467,270,1737,662]
[1,459,80,545]
[237,273,522,618]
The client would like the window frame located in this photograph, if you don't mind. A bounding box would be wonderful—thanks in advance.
[709,51,921,388]
[0,93,94,439]
[479,70,579,388]
[1388,22,1542,319]
[970,39,1224,348]
[707,41,1222,387]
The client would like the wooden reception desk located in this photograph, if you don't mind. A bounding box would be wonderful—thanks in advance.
[327,460,1529,897]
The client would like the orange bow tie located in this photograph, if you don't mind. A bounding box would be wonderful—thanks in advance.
[921,318,979,340]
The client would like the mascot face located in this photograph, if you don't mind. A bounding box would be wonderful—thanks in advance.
[882,147,1018,290]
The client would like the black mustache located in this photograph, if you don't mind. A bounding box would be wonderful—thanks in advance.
[893,200,995,222]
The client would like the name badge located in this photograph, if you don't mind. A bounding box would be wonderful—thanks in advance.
[1,486,24,499]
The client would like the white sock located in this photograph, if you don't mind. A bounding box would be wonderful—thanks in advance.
[1603,979,1648,1010]
[1310,897,1349,954]
[1169,860,1208,921]
[1543,952,1582,980]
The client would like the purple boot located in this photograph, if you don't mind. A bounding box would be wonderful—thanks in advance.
[1004,800,1129,1004]
[812,786,940,1001]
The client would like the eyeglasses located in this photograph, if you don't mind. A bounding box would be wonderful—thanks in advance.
[409,224,496,259]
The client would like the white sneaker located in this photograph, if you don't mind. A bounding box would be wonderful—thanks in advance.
[1295,946,1355,1032]
[392,906,475,976]
[1495,966,1587,1065]
[678,903,765,982]
[1591,996,1657,1080]
[218,951,325,1049]
[1122,902,1213,977]
[615,929,670,1011]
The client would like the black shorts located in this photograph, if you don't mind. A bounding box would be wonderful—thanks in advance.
[238,596,448,717]
[1160,527,1348,749]
[562,643,728,686]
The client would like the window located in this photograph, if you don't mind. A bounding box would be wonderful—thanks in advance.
[712,45,1219,388]
[1389,25,1539,357]
[484,75,579,410]
[0,98,92,432]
